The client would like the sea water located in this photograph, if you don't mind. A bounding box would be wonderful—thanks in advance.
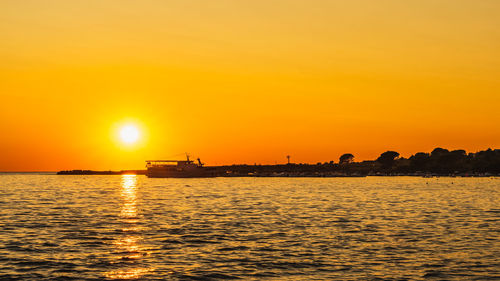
[0,175,499,280]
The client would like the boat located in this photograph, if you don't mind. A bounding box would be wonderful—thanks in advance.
[145,155,216,178]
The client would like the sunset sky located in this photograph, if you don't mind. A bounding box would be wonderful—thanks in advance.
[1,0,499,171]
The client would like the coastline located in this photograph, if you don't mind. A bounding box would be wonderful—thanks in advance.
[54,169,499,178]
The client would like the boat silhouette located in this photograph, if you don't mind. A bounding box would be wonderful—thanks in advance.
[146,154,216,178]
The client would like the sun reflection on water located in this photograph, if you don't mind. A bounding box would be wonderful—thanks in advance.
[120,175,138,219]
[104,175,152,279]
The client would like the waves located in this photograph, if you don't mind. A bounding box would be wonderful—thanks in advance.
[0,175,499,280]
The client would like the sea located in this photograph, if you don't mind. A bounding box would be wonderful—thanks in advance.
[0,174,499,280]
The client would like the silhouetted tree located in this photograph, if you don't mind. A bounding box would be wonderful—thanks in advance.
[431,147,449,157]
[447,150,468,173]
[394,157,411,173]
[377,151,400,168]
[471,148,500,173]
[409,152,430,171]
[429,147,467,173]
[339,153,354,164]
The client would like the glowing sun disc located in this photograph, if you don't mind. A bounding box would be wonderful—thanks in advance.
[120,125,140,144]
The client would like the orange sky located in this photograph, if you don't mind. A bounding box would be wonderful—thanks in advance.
[1,0,499,171]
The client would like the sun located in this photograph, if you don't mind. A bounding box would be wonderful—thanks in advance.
[119,124,140,144]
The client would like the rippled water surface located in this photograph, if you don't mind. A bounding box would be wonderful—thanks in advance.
[1,175,499,280]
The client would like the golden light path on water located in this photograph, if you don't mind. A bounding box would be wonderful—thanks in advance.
[104,175,152,279]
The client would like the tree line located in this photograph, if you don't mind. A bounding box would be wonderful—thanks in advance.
[219,148,500,176]
[329,147,499,175]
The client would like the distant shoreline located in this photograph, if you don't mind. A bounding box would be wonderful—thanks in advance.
[1,171,497,178]
[54,169,498,178]
[5,147,499,178]
[56,170,146,175]
[0,171,56,174]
